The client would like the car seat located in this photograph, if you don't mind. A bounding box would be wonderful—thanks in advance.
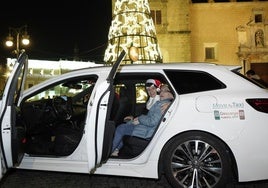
[113,87,131,125]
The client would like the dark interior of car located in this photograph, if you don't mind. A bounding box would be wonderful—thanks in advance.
[17,73,169,158]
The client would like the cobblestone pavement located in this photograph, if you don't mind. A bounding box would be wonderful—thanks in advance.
[1,169,268,188]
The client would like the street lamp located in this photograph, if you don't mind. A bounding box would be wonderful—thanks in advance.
[5,25,30,57]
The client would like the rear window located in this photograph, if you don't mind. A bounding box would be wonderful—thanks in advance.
[164,70,226,94]
[234,71,268,89]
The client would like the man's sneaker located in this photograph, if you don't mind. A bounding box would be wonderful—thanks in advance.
[111,149,119,157]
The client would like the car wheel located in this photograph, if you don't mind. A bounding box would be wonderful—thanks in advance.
[162,131,233,188]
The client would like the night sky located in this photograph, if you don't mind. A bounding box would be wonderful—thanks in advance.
[0,1,112,63]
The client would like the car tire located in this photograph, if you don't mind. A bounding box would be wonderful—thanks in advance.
[162,131,234,188]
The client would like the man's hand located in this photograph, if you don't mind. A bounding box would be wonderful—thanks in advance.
[124,115,133,122]
[161,102,170,114]
[132,117,139,125]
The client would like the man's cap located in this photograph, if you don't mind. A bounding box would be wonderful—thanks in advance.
[146,79,161,88]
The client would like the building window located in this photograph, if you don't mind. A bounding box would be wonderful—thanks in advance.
[252,8,264,23]
[205,47,215,60]
[204,43,218,62]
[255,14,263,23]
[151,10,162,25]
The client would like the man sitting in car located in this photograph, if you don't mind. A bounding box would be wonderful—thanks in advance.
[111,84,174,156]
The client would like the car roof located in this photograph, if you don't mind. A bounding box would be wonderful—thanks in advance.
[77,62,241,73]
[124,62,241,71]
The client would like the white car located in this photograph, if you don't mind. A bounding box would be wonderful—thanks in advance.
[1,51,268,188]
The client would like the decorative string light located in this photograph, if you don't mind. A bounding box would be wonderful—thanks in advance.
[104,0,162,64]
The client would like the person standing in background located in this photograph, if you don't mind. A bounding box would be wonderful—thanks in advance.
[246,69,268,88]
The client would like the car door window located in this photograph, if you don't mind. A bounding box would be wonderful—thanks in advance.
[164,70,226,94]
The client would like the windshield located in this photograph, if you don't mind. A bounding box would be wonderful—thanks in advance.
[26,78,97,103]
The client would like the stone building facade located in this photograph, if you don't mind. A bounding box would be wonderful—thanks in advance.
[190,1,268,82]
[110,0,268,82]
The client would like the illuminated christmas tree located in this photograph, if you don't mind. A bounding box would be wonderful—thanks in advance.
[104,0,162,64]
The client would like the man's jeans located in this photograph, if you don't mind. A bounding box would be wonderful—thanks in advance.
[112,122,135,152]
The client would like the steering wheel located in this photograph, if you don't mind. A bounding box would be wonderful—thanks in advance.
[52,96,73,121]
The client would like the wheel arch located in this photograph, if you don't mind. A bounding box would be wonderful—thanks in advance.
[157,130,238,183]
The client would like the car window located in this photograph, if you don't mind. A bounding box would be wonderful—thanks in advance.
[114,73,167,117]
[164,70,226,94]
[135,83,148,104]
[116,82,148,104]
[25,77,97,103]
[114,80,148,118]
[234,71,268,89]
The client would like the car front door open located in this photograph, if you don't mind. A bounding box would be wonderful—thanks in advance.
[0,52,28,179]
